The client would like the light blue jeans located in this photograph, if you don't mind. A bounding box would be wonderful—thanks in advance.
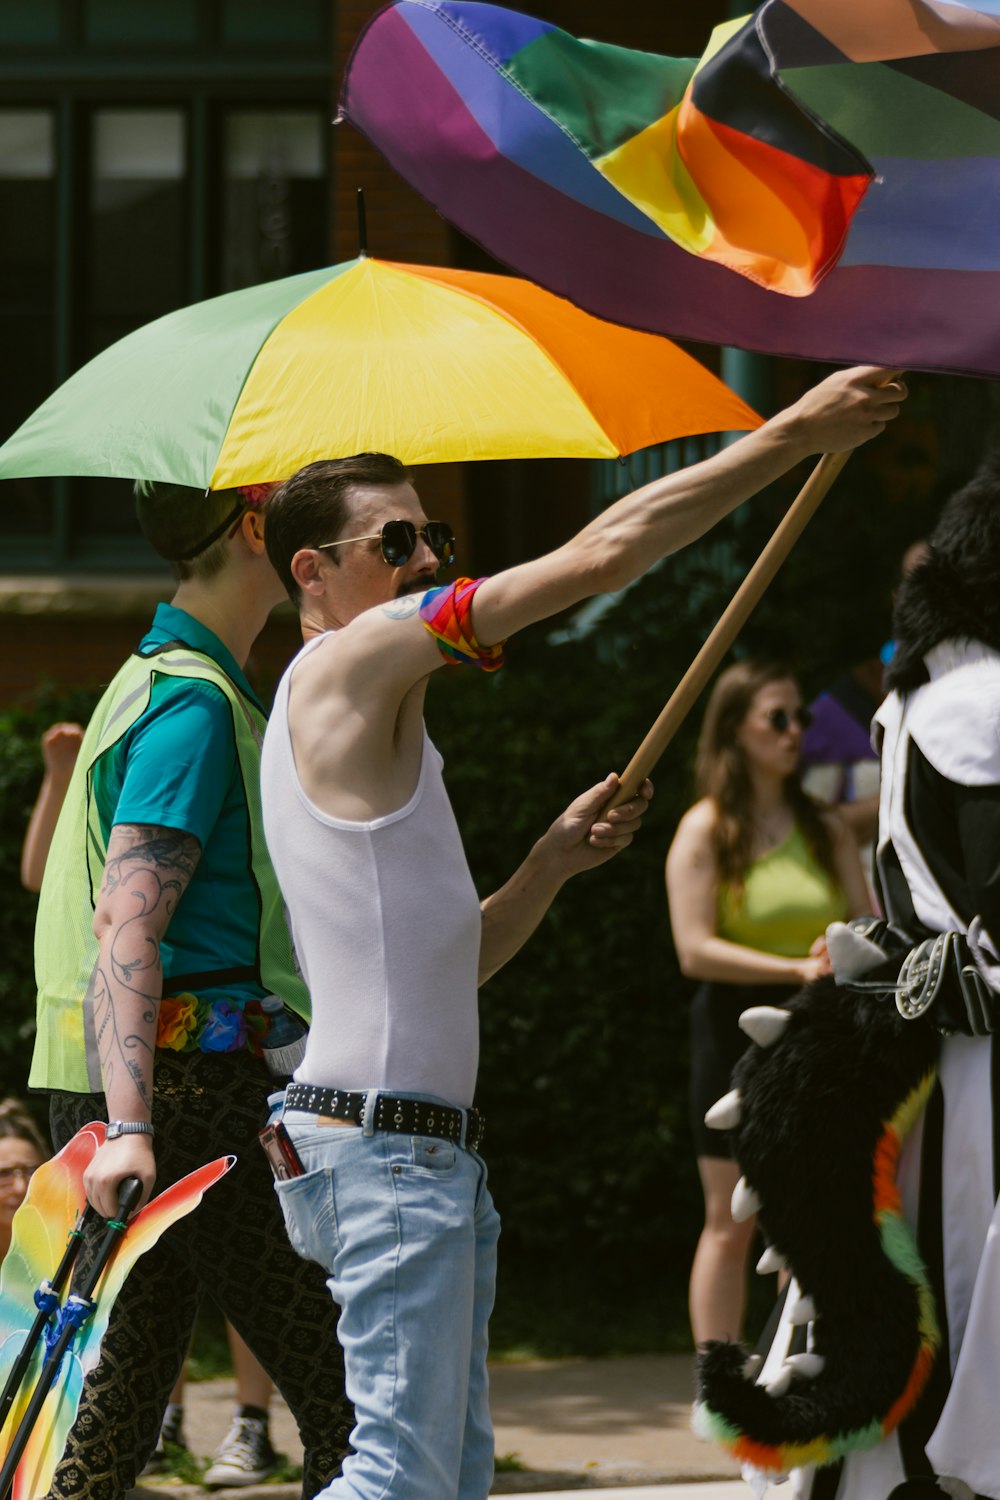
[272,1093,500,1500]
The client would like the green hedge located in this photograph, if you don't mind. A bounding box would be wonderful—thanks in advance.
[0,687,101,1134]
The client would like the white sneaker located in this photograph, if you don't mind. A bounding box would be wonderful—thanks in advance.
[203,1415,278,1487]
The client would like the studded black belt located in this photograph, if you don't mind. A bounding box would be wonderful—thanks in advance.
[283,1082,485,1152]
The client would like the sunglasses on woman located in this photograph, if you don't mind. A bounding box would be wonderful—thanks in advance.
[317,519,456,568]
[765,706,813,733]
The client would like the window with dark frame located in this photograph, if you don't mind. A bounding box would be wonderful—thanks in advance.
[0,0,331,573]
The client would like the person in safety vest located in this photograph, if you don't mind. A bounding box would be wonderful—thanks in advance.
[31,483,351,1500]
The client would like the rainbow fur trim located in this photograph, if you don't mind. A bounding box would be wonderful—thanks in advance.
[418,577,505,671]
[694,976,941,1476]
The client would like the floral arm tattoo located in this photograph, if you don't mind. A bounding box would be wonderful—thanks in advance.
[93,824,201,1116]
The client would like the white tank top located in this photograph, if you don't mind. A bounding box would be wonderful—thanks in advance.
[260,635,482,1106]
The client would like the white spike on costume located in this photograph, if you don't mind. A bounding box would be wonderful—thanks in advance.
[731,1176,761,1222]
[742,1353,763,1379]
[788,1291,818,1326]
[738,1006,791,1047]
[743,1465,771,1500]
[756,1244,786,1275]
[786,1352,826,1379]
[826,920,888,983]
[764,1364,794,1397]
[705,1089,742,1130]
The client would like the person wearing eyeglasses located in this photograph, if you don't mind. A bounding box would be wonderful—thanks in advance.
[253,362,902,1500]
[665,659,869,1349]
[29,481,352,1500]
[0,1100,48,1266]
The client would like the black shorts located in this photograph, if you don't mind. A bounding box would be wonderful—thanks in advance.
[689,980,790,1159]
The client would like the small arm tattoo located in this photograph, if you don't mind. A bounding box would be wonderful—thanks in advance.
[381,595,421,620]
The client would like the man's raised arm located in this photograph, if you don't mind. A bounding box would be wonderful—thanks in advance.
[471,365,904,645]
[282,367,904,719]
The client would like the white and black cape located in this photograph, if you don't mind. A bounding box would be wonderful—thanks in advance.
[790,638,1000,1500]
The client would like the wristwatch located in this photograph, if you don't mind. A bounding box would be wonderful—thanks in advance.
[105,1120,154,1141]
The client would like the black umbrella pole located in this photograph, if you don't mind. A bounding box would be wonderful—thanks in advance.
[356,187,368,257]
[0,1206,100,1439]
[0,1179,142,1500]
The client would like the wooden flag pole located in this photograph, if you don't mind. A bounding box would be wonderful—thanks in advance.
[608,449,851,808]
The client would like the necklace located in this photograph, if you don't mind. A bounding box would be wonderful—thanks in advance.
[753,809,792,849]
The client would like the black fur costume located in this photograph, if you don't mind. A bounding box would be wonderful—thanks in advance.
[694,972,939,1472]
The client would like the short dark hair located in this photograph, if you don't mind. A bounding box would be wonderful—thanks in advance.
[888,448,1000,691]
[135,483,245,582]
[265,454,412,600]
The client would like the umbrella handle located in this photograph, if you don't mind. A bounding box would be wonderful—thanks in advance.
[606,449,850,809]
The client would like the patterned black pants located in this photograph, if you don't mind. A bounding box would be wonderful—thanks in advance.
[45,1049,352,1500]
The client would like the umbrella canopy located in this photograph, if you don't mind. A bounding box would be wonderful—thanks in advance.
[0,257,759,490]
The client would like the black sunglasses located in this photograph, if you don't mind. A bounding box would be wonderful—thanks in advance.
[318,519,456,568]
[765,706,812,733]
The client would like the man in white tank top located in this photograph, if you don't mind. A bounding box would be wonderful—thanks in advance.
[259,367,905,1500]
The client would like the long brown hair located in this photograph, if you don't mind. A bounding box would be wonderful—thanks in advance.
[695,660,836,891]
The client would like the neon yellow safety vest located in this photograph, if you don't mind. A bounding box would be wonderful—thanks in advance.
[30,645,309,1093]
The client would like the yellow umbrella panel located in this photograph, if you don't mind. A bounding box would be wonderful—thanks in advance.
[215,258,760,484]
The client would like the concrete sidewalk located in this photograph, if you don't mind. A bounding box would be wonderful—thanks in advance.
[131,1355,752,1497]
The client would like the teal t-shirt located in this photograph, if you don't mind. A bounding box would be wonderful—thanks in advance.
[91,602,268,1006]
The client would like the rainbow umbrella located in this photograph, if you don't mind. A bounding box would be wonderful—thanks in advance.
[0,257,759,489]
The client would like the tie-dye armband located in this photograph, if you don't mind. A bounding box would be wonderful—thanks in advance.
[419,576,505,671]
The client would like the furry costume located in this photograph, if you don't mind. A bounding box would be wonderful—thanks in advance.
[696,459,1000,1500]
[693,974,940,1474]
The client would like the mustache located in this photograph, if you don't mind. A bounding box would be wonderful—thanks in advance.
[398,572,439,596]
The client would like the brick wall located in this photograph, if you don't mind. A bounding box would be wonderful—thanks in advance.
[0,609,305,713]
[332,1,451,265]
[1,617,138,707]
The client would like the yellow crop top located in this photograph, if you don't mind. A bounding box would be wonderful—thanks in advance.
[717,824,847,958]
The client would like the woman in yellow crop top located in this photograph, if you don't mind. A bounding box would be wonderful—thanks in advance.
[666,660,869,1348]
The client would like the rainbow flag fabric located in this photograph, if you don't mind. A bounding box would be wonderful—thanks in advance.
[342,0,1000,376]
[0,1125,231,1499]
